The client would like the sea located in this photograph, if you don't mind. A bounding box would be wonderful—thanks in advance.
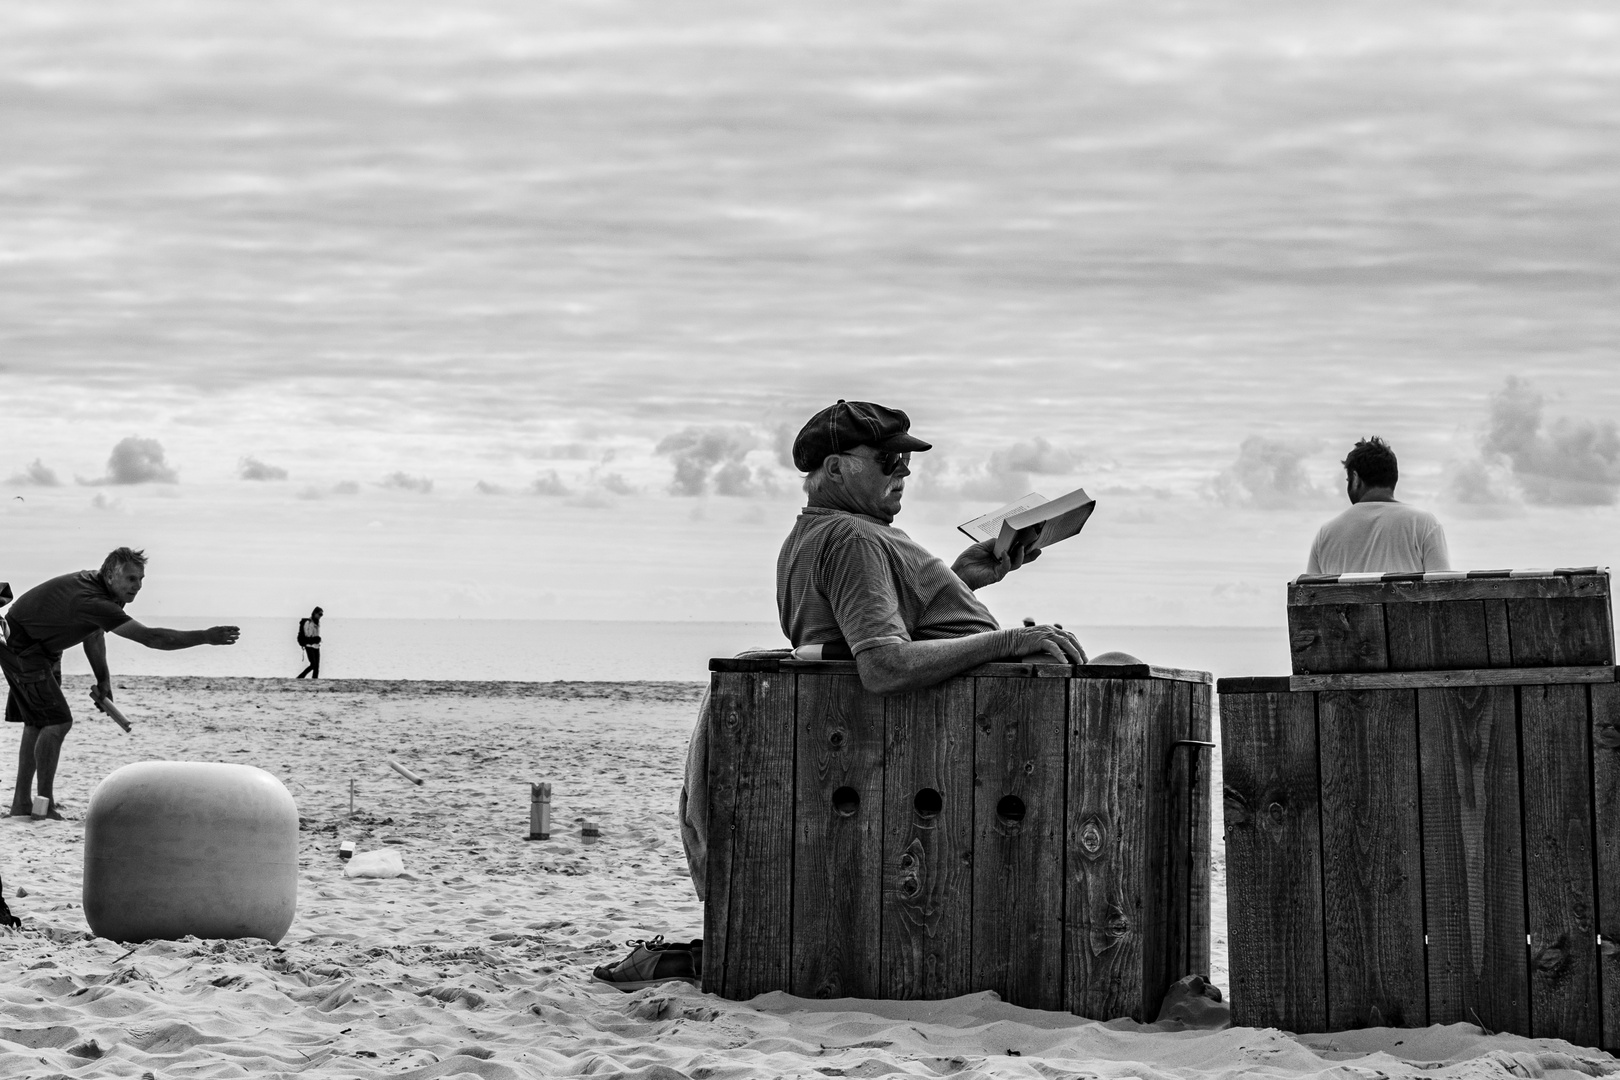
[56,618,1291,684]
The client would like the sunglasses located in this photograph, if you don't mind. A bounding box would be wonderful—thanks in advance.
[870,450,911,475]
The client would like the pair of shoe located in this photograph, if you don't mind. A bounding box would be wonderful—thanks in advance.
[592,935,703,992]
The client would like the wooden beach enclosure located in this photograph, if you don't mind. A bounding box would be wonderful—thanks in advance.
[703,658,1213,1021]
[1221,569,1619,1051]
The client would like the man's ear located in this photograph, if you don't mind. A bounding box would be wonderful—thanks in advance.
[822,454,845,484]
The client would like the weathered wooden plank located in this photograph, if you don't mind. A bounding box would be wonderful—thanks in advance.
[1483,600,1514,667]
[1509,598,1615,667]
[1290,666,1614,692]
[1591,682,1620,1054]
[1187,683,1214,980]
[1289,603,1389,675]
[791,674,885,998]
[1417,685,1527,1033]
[709,657,786,673]
[705,670,797,998]
[1290,573,1610,606]
[1521,684,1600,1045]
[1384,600,1491,671]
[1217,677,1293,694]
[1218,690,1326,1032]
[880,680,976,1000]
[1318,689,1426,1029]
[1066,678,1149,1019]
[1152,681,1194,1014]
[972,675,1067,1011]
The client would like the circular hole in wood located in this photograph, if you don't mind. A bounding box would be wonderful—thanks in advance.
[832,786,860,816]
[996,794,1026,825]
[913,788,943,818]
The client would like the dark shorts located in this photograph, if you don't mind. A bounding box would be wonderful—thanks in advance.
[0,643,72,728]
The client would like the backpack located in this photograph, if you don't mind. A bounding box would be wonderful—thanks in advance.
[297,619,310,647]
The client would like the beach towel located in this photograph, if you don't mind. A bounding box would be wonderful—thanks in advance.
[679,648,791,901]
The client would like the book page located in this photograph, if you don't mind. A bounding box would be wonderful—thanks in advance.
[957,493,1048,543]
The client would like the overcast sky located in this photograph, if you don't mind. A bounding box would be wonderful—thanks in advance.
[4,0,1618,630]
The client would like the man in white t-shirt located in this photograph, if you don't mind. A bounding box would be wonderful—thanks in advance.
[1307,436,1450,575]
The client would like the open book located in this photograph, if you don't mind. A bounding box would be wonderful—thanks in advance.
[957,487,1095,559]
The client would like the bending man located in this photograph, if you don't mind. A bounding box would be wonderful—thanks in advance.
[0,548,239,819]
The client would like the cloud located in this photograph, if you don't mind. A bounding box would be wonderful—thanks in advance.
[655,426,777,496]
[958,437,1081,501]
[1460,376,1620,506]
[475,480,508,495]
[297,480,362,501]
[598,472,635,496]
[6,459,61,486]
[238,456,288,481]
[80,436,178,485]
[530,470,571,496]
[524,443,594,460]
[380,472,433,494]
[90,492,123,511]
[1212,436,1332,510]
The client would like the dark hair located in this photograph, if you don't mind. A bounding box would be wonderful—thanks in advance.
[1343,437,1398,488]
[311,606,323,618]
[99,547,148,578]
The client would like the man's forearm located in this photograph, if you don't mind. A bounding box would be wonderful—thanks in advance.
[854,630,1026,696]
[83,633,111,684]
[144,627,216,651]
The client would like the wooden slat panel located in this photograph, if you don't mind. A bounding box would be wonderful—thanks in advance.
[972,675,1067,1011]
[1291,666,1614,692]
[1509,598,1615,667]
[1160,681,1192,997]
[1187,684,1214,980]
[1385,600,1491,671]
[791,675,885,998]
[880,680,975,1000]
[1289,603,1389,675]
[1218,690,1326,1032]
[1483,600,1514,667]
[1065,679,1153,1020]
[1591,682,1620,1054]
[705,671,797,999]
[1417,685,1527,1033]
[1319,689,1426,1028]
[1290,574,1610,606]
[1521,684,1600,1045]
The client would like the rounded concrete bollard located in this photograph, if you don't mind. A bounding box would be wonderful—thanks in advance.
[83,761,299,943]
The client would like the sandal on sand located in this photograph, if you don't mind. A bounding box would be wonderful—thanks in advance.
[592,935,702,992]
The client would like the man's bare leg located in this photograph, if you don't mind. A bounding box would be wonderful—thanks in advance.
[10,724,39,816]
[11,722,70,817]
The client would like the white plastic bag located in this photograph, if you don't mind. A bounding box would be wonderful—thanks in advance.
[343,847,405,879]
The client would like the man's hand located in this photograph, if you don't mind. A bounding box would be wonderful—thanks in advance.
[951,532,1042,590]
[206,625,241,646]
[1013,623,1087,665]
[91,679,113,708]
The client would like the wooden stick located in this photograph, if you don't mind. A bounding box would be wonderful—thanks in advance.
[528,782,551,840]
[388,760,424,785]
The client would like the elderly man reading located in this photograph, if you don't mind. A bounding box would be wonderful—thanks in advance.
[779,399,1085,689]
[593,402,1091,990]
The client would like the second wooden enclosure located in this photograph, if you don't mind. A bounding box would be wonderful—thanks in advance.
[704,658,1212,1021]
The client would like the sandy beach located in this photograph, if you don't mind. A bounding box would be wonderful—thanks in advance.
[1,676,1614,1079]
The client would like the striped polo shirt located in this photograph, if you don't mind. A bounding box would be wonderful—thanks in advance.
[776,507,999,655]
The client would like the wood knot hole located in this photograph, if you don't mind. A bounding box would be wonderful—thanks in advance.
[831,786,860,817]
[1079,815,1105,859]
[996,795,1026,827]
[913,788,942,819]
[828,730,845,748]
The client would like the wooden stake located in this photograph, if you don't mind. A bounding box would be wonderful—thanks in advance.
[528,782,551,840]
[388,760,424,785]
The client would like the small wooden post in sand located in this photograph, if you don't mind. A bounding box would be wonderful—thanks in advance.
[527,782,551,840]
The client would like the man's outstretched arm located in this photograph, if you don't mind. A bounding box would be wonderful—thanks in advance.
[112,621,239,651]
[855,624,1085,696]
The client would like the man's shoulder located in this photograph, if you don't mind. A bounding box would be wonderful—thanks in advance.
[791,508,896,545]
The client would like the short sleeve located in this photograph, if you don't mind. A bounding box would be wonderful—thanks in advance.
[1305,527,1324,576]
[75,595,131,635]
[818,534,910,655]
